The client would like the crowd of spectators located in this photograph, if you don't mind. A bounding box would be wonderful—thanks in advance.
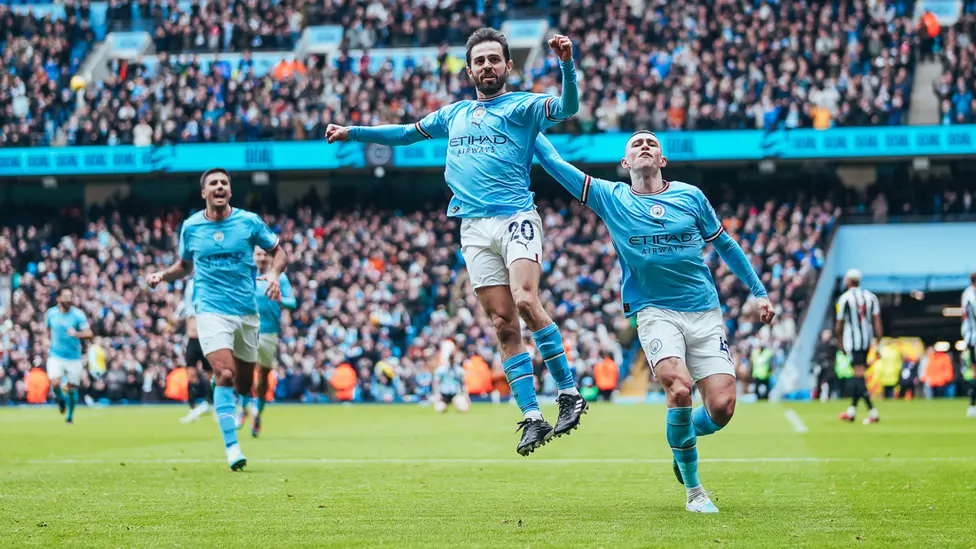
[0,3,96,147]
[0,188,836,405]
[935,12,976,125]
[2,0,926,148]
[108,0,487,51]
[553,0,917,133]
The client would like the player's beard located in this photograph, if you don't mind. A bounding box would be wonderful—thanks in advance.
[476,68,507,97]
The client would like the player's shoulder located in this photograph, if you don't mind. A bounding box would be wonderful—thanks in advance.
[44,306,57,317]
[438,100,471,116]
[507,91,549,108]
[667,180,706,198]
[510,91,549,102]
[184,210,208,223]
[181,211,208,230]
[233,208,262,222]
[487,92,547,115]
[591,175,627,195]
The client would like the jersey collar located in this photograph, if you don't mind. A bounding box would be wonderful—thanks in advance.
[476,91,511,105]
[630,180,670,197]
[203,207,234,222]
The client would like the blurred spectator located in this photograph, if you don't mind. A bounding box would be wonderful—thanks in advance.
[935,13,976,125]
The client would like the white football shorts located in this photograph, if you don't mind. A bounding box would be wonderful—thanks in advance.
[196,313,260,363]
[636,306,735,383]
[257,333,279,368]
[47,356,84,385]
[460,209,544,289]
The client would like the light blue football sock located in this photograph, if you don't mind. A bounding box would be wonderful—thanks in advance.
[65,388,78,421]
[503,353,541,417]
[531,323,577,393]
[214,386,240,449]
[692,406,723,437]
[238,394,254,414]
[666,407,700,489]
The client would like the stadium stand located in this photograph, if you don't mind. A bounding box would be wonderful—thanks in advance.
[0,4,97,147]
[935,11,976,124]
[0,184,835,403]
[1,0,925,147]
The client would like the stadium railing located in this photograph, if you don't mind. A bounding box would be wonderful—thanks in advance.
[2,125,975,178]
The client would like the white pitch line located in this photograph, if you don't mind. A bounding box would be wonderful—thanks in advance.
[13,457,976,465]
[784,409,809,433]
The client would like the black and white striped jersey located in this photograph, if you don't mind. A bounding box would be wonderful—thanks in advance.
[835,287,881,352]
[962,286,976,348]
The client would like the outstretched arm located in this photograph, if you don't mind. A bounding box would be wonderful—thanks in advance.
[347,124,429,146]
[712,234,775,324]
[544,34,579,122]
[545,60,579,122]
[533,134,606,217]
[328,107,449,146]
[533,134,587,200]
[695,190,774,324]
[711,233,767,299]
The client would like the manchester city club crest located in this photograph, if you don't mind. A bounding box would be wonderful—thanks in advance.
[649,338,663,355]
[650,204,666,218]
[213,231,224,242]
[471,105,487,127]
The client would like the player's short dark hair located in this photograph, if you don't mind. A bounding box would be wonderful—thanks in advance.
[971,272,976,285]
[465,27,510,66]
[57,286,72,296]
[200,167,230,188]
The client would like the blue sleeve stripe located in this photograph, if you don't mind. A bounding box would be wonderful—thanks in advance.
[544,97,560,121]
[704,226,725,242]
[414,122,432,140]
[580,175,592,204]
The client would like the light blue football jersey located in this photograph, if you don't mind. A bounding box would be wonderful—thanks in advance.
[349,61,578,219]
[178,208,279,317]
[535,136,744,316]
[257,273,296,334]
[45,306,89,360]
[415,92,571,218]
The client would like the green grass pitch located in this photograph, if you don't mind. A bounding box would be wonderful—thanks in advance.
[2,400,974,548]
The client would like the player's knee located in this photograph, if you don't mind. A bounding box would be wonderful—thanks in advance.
[491,314,521,347]
[708,393,736,426]
[511,286,540,319]
[657,359,693,405]
[667,382,693,407]
[215,368,234,386]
